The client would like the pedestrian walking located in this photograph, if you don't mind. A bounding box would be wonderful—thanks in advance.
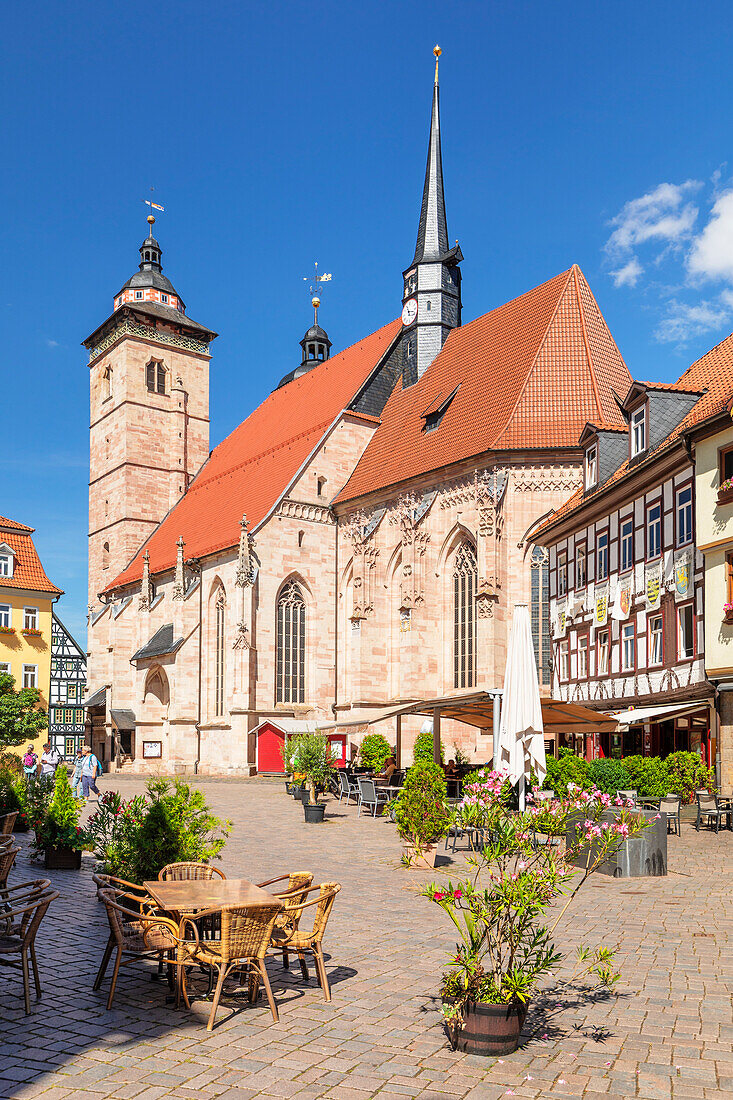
[80,746,102,801]
[22,745,38,778]
[39,742,61,778]
[71,750,84,799]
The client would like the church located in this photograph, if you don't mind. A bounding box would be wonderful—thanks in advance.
[84,52,632,774]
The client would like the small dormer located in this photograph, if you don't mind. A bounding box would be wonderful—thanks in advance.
[0,544,15,578]
[579,423,629,493]
[621,381,704,464]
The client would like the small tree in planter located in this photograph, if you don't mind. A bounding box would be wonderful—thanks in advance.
[291,733,337,822]
[394,762,452,867]
[413,729,444,765]
[33,766,85,868]
[359,732,392,771]
[422,779,649,1055]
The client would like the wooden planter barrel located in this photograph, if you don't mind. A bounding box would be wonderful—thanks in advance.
[44,846,82,870]
[452,1001,528,1056]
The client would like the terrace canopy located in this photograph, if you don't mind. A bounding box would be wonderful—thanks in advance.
[321,691,617,766]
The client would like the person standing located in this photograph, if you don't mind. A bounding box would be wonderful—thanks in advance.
[22,745,38,778]
[80,746,102,801]
[71,750,84,799]
[39,742,61,779]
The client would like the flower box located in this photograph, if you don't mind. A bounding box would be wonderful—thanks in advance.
[21,628,42,637]
[0,626,15,635]
[718,485,733,505]
[725,608,733,625]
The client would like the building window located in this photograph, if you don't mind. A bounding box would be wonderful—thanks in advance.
[576,545,586,590]
[23,608,38,631]
[308,344,315,359]
[649,614,663,667]
[620,517,634,573]
[146,361,166,394]
[64,708,74,725]
[161,293,168,304]
[530,546,551,685]
[214,589,226,716]
[676,485,693,547]
[67,683,77,703]
[597,629,609,676]
[578,634,589,679]
[0,605,10,628]
[276,581,306,703]
[720,445,733,486]
[677,603,695,660]
[631,406,647,456]
[727,551,733,604]
[0,662,9,676]
[102,541,110,570]
[596,531,609,581]
[23,665,38,689]
[557,551,567,597]
[559,639,569,682]
[453,542,477,689]
[585,445,598,490]
[102,365,112,401]
[621,623,635,671]
[0,553,12,578]
[317,476,326,497]
[647,502,662,560]
[135,290,143,300]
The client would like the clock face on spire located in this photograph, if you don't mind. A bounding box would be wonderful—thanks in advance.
[402,298,418,327]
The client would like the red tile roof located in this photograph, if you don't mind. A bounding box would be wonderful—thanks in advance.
[105,319,402,592]
[0,519,62,596]
[536,328,733,539]
[336,266,632,504]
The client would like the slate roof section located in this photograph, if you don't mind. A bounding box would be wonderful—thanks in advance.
[337,266,632,505]
[535,328,733,538]
[110,709,136,731]
[83,687,106,708]
[105,318,402,592]
[130,624,184,662]
[0,518,63,596]
[83,300,217,351]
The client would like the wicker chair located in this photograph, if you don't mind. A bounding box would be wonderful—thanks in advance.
[180,902,282,1030]
[659,794,682,836]
[0,811,18,835]
[0,881,58,1013]
[269,882,341,1001]
[158,862,226,881]
[0,845,20,898]
[94,889,185,1010]
[256,871,313,970]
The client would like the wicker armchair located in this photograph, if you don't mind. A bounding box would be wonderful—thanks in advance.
[91,873,160,911]
[94,889,184,1010]
[269,882,341,1001]
[0,881,58,1013]
[0,811,18,835]
[256,872,313,970]
[0,845,20,897]
[158,862,226,881]
[181,902,282,1030]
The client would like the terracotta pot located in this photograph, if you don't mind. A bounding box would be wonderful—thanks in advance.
[303,802,326,824]
[453,1000,528,1056]
[401,843,437,868]
[44,845,82,870]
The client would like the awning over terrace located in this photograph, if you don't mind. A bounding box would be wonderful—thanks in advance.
[610,701,709,728]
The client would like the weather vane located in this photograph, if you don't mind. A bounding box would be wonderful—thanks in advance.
[142,186,165,232]
[303,261,332,325]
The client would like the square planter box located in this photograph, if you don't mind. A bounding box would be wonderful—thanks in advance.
[44,846,82,870]
[718,486,733,505]
[566,808,667,878]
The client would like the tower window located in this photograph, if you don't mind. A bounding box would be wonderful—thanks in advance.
[308,344,315,359]
[317,476,327,497]
[318,346,324,360]
[135,290,143,300]
[102,366,112,401]
[161,293,168,304]
[146,361,166,394]
[102,542,110,570]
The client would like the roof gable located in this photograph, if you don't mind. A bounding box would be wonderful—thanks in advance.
[337,266,631,504]
[105,319,401,592]
[0,527,62,596]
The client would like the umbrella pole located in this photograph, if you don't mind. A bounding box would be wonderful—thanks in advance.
[518,772,525,812]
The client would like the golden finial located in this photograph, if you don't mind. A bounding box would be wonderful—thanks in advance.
[434,44,441,84]
[303,261,332,325]
[147,214,155,230]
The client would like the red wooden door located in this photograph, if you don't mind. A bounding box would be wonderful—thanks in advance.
[328,734,347,767]
[258,723,286,773]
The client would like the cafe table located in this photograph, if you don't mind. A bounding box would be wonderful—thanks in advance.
[144,878,282,1005]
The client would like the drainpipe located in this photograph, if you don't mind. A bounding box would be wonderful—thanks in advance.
[189,559,203,775]
[334,516,339,718]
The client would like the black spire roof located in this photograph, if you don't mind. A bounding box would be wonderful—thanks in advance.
[410,58,461,269]
[117,225,184,307]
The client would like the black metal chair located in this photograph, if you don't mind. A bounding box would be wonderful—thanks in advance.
[696,792,726,833]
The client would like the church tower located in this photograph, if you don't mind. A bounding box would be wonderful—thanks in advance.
[401,47,462,385]
[84,216,217,609]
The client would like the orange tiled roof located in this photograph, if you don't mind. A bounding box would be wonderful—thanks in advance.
[536,329,733,539]
[336,266,632,504]
[105,319,402,592]
[0,520,62,596]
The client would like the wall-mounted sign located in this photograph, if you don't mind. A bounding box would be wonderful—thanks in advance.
[143,741,162,759]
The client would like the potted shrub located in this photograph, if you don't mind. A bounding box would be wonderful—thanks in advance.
[423,777,649,1055]
[412,729,444,765]
[290,733,337,823]
[279,737,297,794]
[359,732,392,772]
[394,761,452,867]
[33,766,85,869]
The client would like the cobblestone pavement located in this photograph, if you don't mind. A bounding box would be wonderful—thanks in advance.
[2,777,733,1100]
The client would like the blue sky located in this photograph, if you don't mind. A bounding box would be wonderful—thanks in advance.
[3,0,733,645]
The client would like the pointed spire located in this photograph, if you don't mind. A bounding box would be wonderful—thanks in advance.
[412,46,449,265]
[139,550,151,611]
[235,515,254,588]
[172,536,185,601]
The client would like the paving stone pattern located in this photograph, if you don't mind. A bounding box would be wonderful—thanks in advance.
[1,778,732,1099]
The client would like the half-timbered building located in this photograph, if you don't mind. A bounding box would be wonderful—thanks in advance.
[49,614,87,759]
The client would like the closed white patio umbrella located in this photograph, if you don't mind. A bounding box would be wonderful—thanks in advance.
[497,604,546,807]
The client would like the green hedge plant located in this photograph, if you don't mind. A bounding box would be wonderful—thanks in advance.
[543,748,591,796]
[413,729,444,765]
[587,758,632,795]
[359,733,392,771]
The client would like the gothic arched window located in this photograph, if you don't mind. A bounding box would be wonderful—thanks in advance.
[453,541,477,689]
[276,581,306,703]
[214,587,226,716]
[146,360,166,395]
[530,547,550,686]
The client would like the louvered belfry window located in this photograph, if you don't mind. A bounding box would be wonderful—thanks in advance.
[277,582,306,703]
[214,590,225,716]
[453,542,477,689]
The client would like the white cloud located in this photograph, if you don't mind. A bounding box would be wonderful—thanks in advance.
[611,258,643,288]
[45,339,59,348]
[654,298,730,345]
[606,180,701,257]
[688,190,733,281]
